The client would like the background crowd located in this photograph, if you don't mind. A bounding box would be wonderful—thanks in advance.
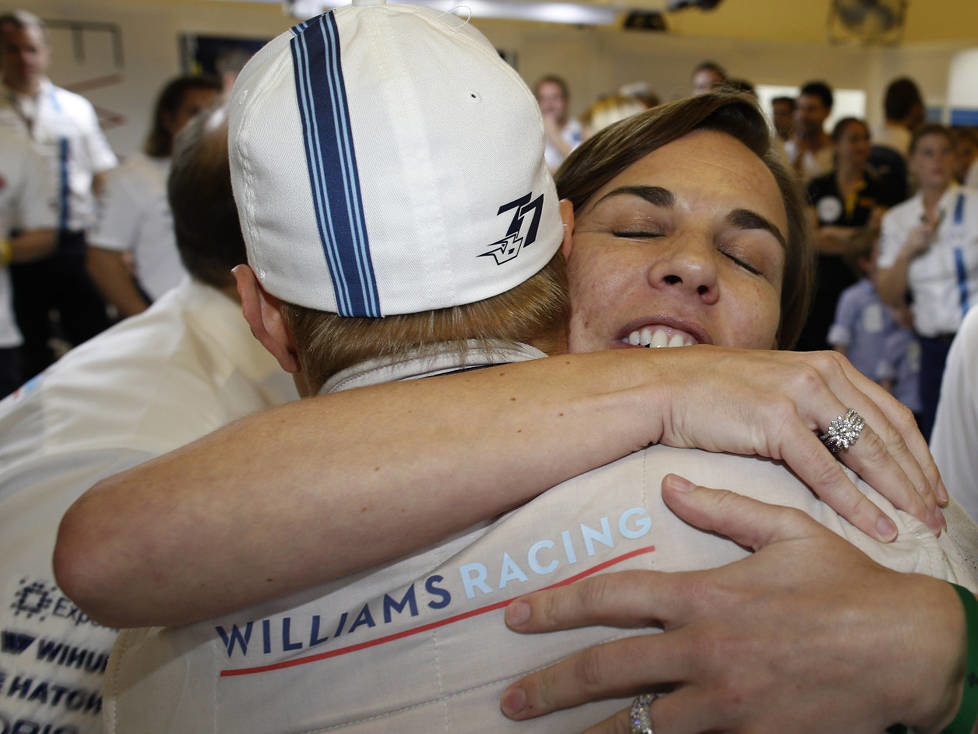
[2,5,978,734]
[535,62,978,441]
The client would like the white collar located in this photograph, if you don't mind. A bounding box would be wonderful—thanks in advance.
[321,340,547,394]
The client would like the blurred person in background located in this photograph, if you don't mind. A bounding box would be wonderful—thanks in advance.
[580,93,649,139]
[87,75,221,318]
[771,95,795,142]
[0,130,57,397]
[534,74,582,172]
[690,59,725,95]
[786,80,834,183]
[870,77,925,206]
[0,10,116,378]
[798,117,887,351]
[876,123,978,440]
[952,126,978,186]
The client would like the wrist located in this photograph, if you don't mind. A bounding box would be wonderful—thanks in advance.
[909,579,970,733]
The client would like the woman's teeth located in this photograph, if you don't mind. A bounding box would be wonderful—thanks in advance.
[624,327,693,348]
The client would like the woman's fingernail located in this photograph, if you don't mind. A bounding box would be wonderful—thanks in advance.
[877,515,898,541]
[506,600,531,627]
[663,474,695,493]
[500,686,527,717]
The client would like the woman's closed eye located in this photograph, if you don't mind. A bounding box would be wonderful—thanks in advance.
[720,248,763,275]
[612,228,666,239]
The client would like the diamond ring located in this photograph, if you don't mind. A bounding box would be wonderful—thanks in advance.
[630,692,659,734]
[819,408,865,453]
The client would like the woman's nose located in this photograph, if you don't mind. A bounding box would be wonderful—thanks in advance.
[646,233,719,304]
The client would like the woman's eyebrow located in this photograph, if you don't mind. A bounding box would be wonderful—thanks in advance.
[593,185,674,209]
[726,208,787,249]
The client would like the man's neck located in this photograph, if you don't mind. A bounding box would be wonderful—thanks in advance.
[3,75,41,97]
[795,130,828,150]
[922,184,949,211]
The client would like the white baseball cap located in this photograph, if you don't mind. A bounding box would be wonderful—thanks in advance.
[228,0,562,317]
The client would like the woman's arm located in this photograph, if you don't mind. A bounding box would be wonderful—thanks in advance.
[502,476,973,734]
[55,346,944,628]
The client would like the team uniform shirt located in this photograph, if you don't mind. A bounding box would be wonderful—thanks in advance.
[827,278,898,379]
[876,325,922,414]
[89,152,186,301]
[104,342,978,734]
[933,305,978,522]
[0,278,298,734]
[0,132,57,347]
[544,118,582,172]
[878,184,978,337]
[0,78,117,232]
[784,138,834,183]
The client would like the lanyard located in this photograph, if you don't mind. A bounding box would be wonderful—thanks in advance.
[951,193,971,317]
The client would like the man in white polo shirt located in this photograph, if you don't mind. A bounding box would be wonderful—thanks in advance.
[0,129,56,396]
[0,9,117,377]
[0,107,297,734]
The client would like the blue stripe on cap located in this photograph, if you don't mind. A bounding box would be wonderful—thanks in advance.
[290,13,380,317]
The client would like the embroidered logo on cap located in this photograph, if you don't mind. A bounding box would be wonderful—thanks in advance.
[481,192,544,265]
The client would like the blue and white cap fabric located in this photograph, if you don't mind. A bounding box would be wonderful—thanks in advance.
[228,0,562,317]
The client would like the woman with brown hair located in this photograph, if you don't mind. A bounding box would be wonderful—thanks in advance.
[797,117,890,351]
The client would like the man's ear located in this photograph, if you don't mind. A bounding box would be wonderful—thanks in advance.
[233,265,300,373]
[559,199,575,259]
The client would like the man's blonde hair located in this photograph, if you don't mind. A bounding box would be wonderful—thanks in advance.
[281,254,568,393]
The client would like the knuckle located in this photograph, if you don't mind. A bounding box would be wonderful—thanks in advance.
[888,400,917,436]
[791,362,825,393]
[857,427,890,462]
[573,646,611,691]
[576,574,619,616]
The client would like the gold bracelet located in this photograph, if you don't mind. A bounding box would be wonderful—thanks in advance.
[0,239,12,267]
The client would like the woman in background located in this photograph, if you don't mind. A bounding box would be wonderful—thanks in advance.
[87,75,221,317]
[797,117,888,351]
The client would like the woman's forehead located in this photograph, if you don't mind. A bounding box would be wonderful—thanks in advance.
[584,130,787,233]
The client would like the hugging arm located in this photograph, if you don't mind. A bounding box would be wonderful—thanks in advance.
[502,476,973,734]
[55,345,943,628]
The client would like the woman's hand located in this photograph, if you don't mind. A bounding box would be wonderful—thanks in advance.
[646,345,945,538]
[904,217,939,258]
[500,475,965,734]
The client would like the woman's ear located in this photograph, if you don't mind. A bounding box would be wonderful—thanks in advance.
[559,199,575,259]
[233,265,301,374]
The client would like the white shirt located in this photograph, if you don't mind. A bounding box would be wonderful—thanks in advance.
[784,138,835,183]
[0,131,57,346]
[932,305,978,522]
[0,78,118,231]
[873,122,912,157]
[544,118,582,172]
[0,278,298,734]
[104,343,978,734]
[878,184,978,337]
[89,152,186,300]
